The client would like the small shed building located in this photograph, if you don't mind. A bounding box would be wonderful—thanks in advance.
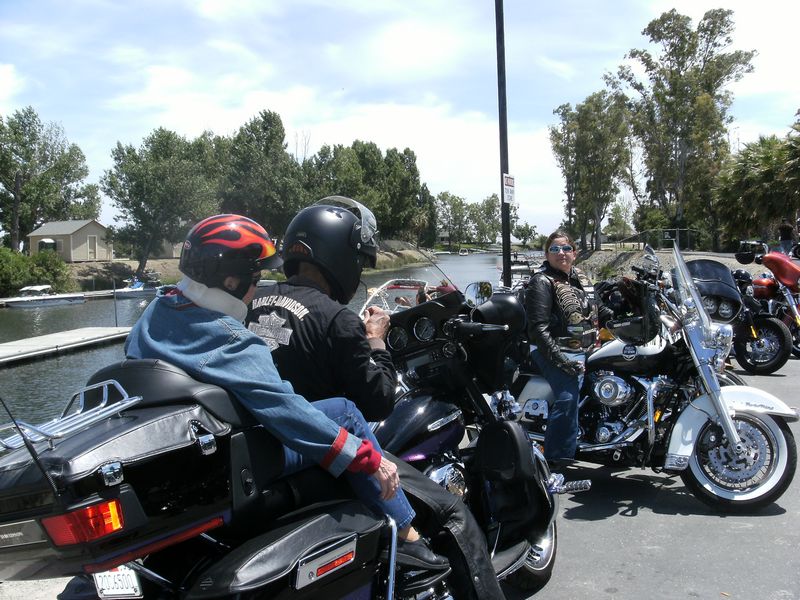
[27,220,113,262]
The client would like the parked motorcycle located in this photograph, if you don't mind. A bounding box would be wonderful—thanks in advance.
[0,358,474,599]
[686,258,791,375]
[515,245,798,512]
[368,285,589,592]
[736,240,800,358]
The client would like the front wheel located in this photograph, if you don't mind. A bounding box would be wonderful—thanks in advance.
[681,414,797,512]
[503,521,557,592]
[732,317,792,375]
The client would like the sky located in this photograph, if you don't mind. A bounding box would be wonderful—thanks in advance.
[1,0,798,236]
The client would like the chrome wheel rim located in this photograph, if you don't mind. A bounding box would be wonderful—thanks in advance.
[690,415,786,500]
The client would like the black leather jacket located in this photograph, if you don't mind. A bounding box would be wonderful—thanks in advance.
[525,261,612,370]
[246,276,396,421]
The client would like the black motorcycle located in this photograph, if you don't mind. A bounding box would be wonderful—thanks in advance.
[0,288,569,598]
[687,258,791,375]
[369,284,589,592]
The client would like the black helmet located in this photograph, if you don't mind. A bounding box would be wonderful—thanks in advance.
[732,269,753,285]
[604,278,660,345]
[179,214,282,299]
[282,196,378,303]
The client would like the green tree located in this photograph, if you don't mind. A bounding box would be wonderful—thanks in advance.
[221,110,306,234]
[609,9,755,229]
[0,106,99,251]
[102,127,220,275]
[604,199,635,241]
[467,194,502,244]
[573,91,630,249]
[512,221,536,247]
[550,104,580,228]
[716,135,790,240]
[435,192,468,249]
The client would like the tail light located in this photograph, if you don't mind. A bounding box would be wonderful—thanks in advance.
[41,499,124,546]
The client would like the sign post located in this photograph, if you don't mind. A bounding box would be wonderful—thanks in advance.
[503,174,515,206]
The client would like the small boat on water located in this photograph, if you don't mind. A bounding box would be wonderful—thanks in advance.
[458,248,469,256]
[4,285,86,308]
[114,275,164,297]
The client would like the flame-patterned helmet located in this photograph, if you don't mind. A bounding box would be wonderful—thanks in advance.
[179,214,282,297]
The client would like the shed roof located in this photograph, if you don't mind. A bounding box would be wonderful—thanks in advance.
[28,220,105,237]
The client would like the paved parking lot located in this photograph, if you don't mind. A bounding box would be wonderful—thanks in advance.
[506,359,800,600]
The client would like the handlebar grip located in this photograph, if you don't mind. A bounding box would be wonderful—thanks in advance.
[455,322,509,337]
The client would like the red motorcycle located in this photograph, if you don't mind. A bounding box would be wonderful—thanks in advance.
[736,241,800,357]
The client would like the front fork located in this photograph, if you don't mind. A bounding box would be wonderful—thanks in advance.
[697,362,744,453]
[780,285,800,328]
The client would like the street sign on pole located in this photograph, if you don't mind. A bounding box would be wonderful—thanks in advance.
[503,174,515,205]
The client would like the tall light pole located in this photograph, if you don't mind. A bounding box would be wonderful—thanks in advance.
[495,0,512,287]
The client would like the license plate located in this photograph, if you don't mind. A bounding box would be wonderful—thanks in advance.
[92,564,143,599]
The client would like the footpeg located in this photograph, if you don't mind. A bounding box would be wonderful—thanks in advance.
[547,473,591,494]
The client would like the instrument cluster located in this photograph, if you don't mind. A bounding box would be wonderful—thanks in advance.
[383,292,465,356]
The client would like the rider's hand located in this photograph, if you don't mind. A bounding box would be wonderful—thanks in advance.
[560,360,585,377]
[364,306,391,340]
[372,455,401,500]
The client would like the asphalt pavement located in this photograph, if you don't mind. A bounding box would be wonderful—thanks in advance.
[503,357,800,600]
[3,358,800,600]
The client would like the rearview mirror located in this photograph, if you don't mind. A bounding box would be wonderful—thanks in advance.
[464,281,493,308]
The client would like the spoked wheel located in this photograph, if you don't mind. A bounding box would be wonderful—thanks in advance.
[681,413,797,512]
[732,317,792,375]
[504,521,557,591]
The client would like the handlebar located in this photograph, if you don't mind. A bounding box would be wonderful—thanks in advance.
[451,320,509,339]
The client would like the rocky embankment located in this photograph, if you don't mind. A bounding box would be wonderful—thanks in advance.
[66,241,430,290]
[576,248,767,282]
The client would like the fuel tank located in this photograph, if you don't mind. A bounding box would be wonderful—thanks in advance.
[761,252,800,291]
[373,390,464,463]
[752,275,779,300]
[588,336,670,375]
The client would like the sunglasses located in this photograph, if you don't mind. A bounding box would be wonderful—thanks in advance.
[548,244,574,254]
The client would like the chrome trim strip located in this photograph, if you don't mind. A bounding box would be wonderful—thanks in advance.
[386,517,397,600]
[427,410,462,432]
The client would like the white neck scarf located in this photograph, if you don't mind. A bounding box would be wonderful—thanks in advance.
[177,277,248,322]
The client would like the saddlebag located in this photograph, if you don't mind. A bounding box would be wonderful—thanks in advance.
[185,500,384,599]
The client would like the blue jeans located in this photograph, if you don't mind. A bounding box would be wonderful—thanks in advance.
[531,348,584,461]
[780,240,793,255]
[282,397,415,530]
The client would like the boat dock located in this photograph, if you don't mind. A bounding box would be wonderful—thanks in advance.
[0,327,131,366]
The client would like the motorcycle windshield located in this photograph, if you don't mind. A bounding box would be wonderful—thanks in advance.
[672,246,712,330]
[685,259,741,303]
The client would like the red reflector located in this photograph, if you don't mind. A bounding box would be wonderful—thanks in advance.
[84,516,224,574]
[42,500,124,546]
[316,551,355,577]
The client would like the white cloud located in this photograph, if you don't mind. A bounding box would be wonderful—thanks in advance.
[535,56,577,81]
[0,64,25,114]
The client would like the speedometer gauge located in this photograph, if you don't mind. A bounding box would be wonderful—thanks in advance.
[387,327,409,351]
[412,317,436,342]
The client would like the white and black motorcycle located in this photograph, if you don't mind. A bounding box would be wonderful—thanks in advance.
[515,245,797,512]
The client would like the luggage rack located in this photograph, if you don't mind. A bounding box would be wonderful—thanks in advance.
[0,379,142,452]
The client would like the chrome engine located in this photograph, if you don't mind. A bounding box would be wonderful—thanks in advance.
[592,375,635,407]
[425,462,468,500]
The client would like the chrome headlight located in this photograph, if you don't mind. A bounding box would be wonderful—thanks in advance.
[707,323,734,372]
[718,300,736,320]
[702,296,719,316]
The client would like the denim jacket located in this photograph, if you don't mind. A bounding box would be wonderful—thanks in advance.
[124,278,361,477]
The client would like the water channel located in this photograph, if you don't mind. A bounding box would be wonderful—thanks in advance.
[0,252,517,423]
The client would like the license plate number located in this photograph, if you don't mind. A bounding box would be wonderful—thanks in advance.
[92,564,143,599]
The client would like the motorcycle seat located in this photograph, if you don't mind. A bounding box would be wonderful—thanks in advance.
[87,359,257,428]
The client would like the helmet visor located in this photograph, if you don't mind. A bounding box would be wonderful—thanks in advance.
[316,195,378,246]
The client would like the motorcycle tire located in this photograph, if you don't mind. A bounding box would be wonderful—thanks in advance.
[503,521,557,592]
[789,322,800,358]
[718,371,747,386]
[681,413,797,513]
[732,317,792,375]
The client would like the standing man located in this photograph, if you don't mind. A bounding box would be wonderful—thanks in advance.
[778,218,796,255]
